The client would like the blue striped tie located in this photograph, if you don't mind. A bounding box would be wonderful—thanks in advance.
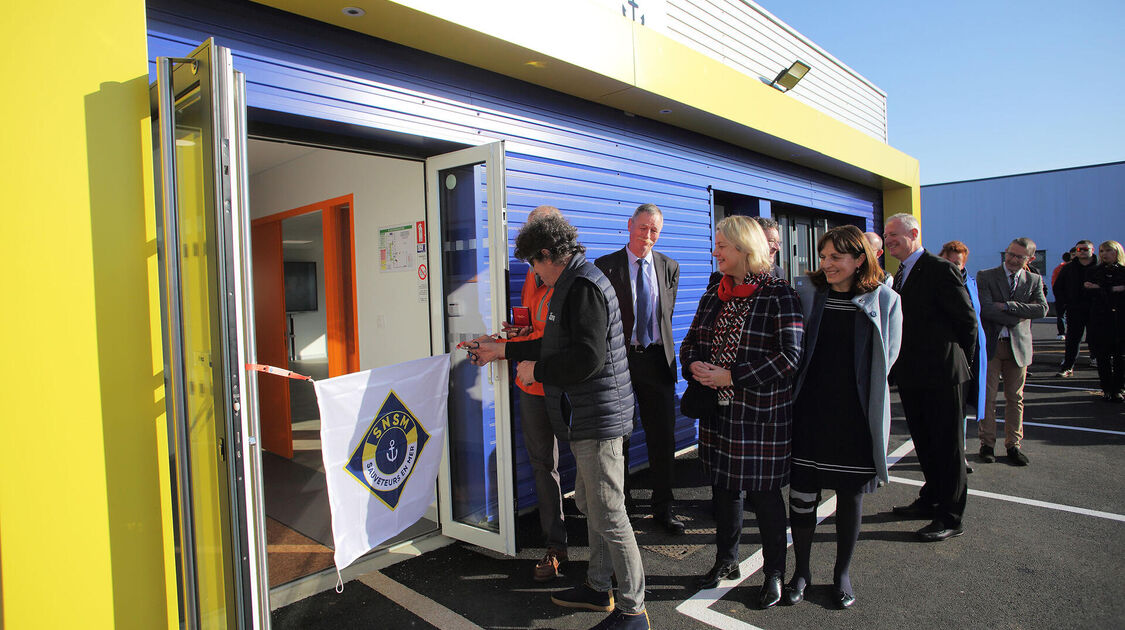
[636,259,652,347]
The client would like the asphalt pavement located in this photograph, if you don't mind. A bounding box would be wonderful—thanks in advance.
[274,322,1124,630]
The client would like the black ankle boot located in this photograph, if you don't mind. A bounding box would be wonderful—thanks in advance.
[758,574,782,609]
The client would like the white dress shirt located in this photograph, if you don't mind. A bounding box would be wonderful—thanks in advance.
[626,248,661,346]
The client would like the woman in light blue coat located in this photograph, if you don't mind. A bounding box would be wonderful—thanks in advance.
[785,225,902,610]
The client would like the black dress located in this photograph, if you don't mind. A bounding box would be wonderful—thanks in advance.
[791,290,878,493]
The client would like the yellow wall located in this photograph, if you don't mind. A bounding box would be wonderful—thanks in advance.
[0,1,175,628]
[882,185,923,272]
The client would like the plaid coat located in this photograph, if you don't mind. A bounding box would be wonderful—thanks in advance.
[680,275,804,491]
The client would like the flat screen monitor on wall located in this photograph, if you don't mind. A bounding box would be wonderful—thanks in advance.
[284,261,318,313]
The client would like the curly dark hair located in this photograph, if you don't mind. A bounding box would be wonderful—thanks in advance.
[514,213,586,263]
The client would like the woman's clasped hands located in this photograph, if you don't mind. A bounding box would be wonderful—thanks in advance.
[689,360,732,389]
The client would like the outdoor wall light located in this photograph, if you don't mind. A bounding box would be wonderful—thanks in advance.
[770,60,811,92]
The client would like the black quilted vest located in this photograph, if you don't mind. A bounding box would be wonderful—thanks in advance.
[541,253,634,441]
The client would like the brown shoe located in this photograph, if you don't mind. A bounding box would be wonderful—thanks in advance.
[534,549,566,582]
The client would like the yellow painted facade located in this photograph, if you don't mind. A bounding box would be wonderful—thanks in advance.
[1,1,919,627]
[0,1,176,628]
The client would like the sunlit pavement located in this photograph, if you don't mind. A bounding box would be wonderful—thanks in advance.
[274,321,1124,630]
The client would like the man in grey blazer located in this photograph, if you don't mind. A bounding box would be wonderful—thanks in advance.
[976,238,1048,466]
[595,203,684,534]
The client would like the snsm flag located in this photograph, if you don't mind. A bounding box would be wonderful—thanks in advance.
[314,354,451,573]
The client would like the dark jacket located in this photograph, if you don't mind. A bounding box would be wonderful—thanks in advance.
[890,251,978,389]
[795,283,902,483]
[680,274,804,491]
[1054,258,1099,308]
[1088,263,1125,349]
[509,253,634,442]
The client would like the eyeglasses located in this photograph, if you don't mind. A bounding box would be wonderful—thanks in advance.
[1005,252,1029,260]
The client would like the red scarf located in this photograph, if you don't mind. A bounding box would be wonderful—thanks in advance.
[717,273,760,302]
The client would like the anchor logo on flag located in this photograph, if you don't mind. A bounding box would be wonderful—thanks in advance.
[344,390,431,510]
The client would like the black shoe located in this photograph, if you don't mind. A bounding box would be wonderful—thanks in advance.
[965,462,974,474]
[891,500,935,519]
[654,513,686,536]
[979,445,995,463]
[758,574,782,609]
[588,609,651,630]
[551,582,614,612]
[916,520,964,542]
[781,577,808,606]
[697,561,740,589]
[835,588,856,609]
[1007,446,1029,466]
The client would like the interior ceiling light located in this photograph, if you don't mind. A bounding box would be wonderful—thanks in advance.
[770,60,810,92]
[524,60,547,69]
[658,108,673,115]
[342,7,365,17]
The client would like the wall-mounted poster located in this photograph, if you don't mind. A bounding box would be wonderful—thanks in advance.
[379,223,415,272]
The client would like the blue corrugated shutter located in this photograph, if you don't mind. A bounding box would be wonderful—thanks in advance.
[147,0,879,515]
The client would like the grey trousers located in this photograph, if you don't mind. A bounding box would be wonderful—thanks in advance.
[518,389,567,551]
[571,437,646,614]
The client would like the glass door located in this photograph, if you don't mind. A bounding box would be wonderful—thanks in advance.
[792,218,814,278]
[425,142,517,555]
[151,39,270,629]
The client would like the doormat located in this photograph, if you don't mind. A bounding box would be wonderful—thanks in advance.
[262,450,334,548]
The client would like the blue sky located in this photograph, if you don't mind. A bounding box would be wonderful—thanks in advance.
[764,0,1125,185]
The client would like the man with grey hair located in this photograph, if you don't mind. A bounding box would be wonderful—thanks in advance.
[753,216,784,278]
[883,212,977,542]
[596,203,685,535]
[975,238,1048,466]
[471,213,651,628]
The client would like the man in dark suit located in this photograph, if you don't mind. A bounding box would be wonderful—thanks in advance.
[883,213,978,542]
[595,203,684,535]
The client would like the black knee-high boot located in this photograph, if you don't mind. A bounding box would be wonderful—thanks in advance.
[747,490,787,578]
[833,489,864,597]
[787,488,819,588]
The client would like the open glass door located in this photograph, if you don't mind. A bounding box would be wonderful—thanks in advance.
[151,39,270,629]
[425,142,517,555]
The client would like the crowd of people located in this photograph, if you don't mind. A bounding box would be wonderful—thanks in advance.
[465,206,1123,630]
[1053,240,1125,401]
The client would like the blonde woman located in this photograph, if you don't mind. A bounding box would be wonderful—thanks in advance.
[680,216,804,609]
[1085,241,1125,402]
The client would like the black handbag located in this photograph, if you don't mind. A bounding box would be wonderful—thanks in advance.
[680,381,718,419]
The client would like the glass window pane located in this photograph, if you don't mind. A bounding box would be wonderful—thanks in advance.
[439,163,500,533]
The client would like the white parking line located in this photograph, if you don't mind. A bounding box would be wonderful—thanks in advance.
[358,571,484,630]
[886,476,1125,522]
[676,436,1123,629]
[1024,383,1101,391]
[1000,419,1125,436]
[676,443,916,628]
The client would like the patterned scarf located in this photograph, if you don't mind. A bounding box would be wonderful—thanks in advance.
[711,273,766,401]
